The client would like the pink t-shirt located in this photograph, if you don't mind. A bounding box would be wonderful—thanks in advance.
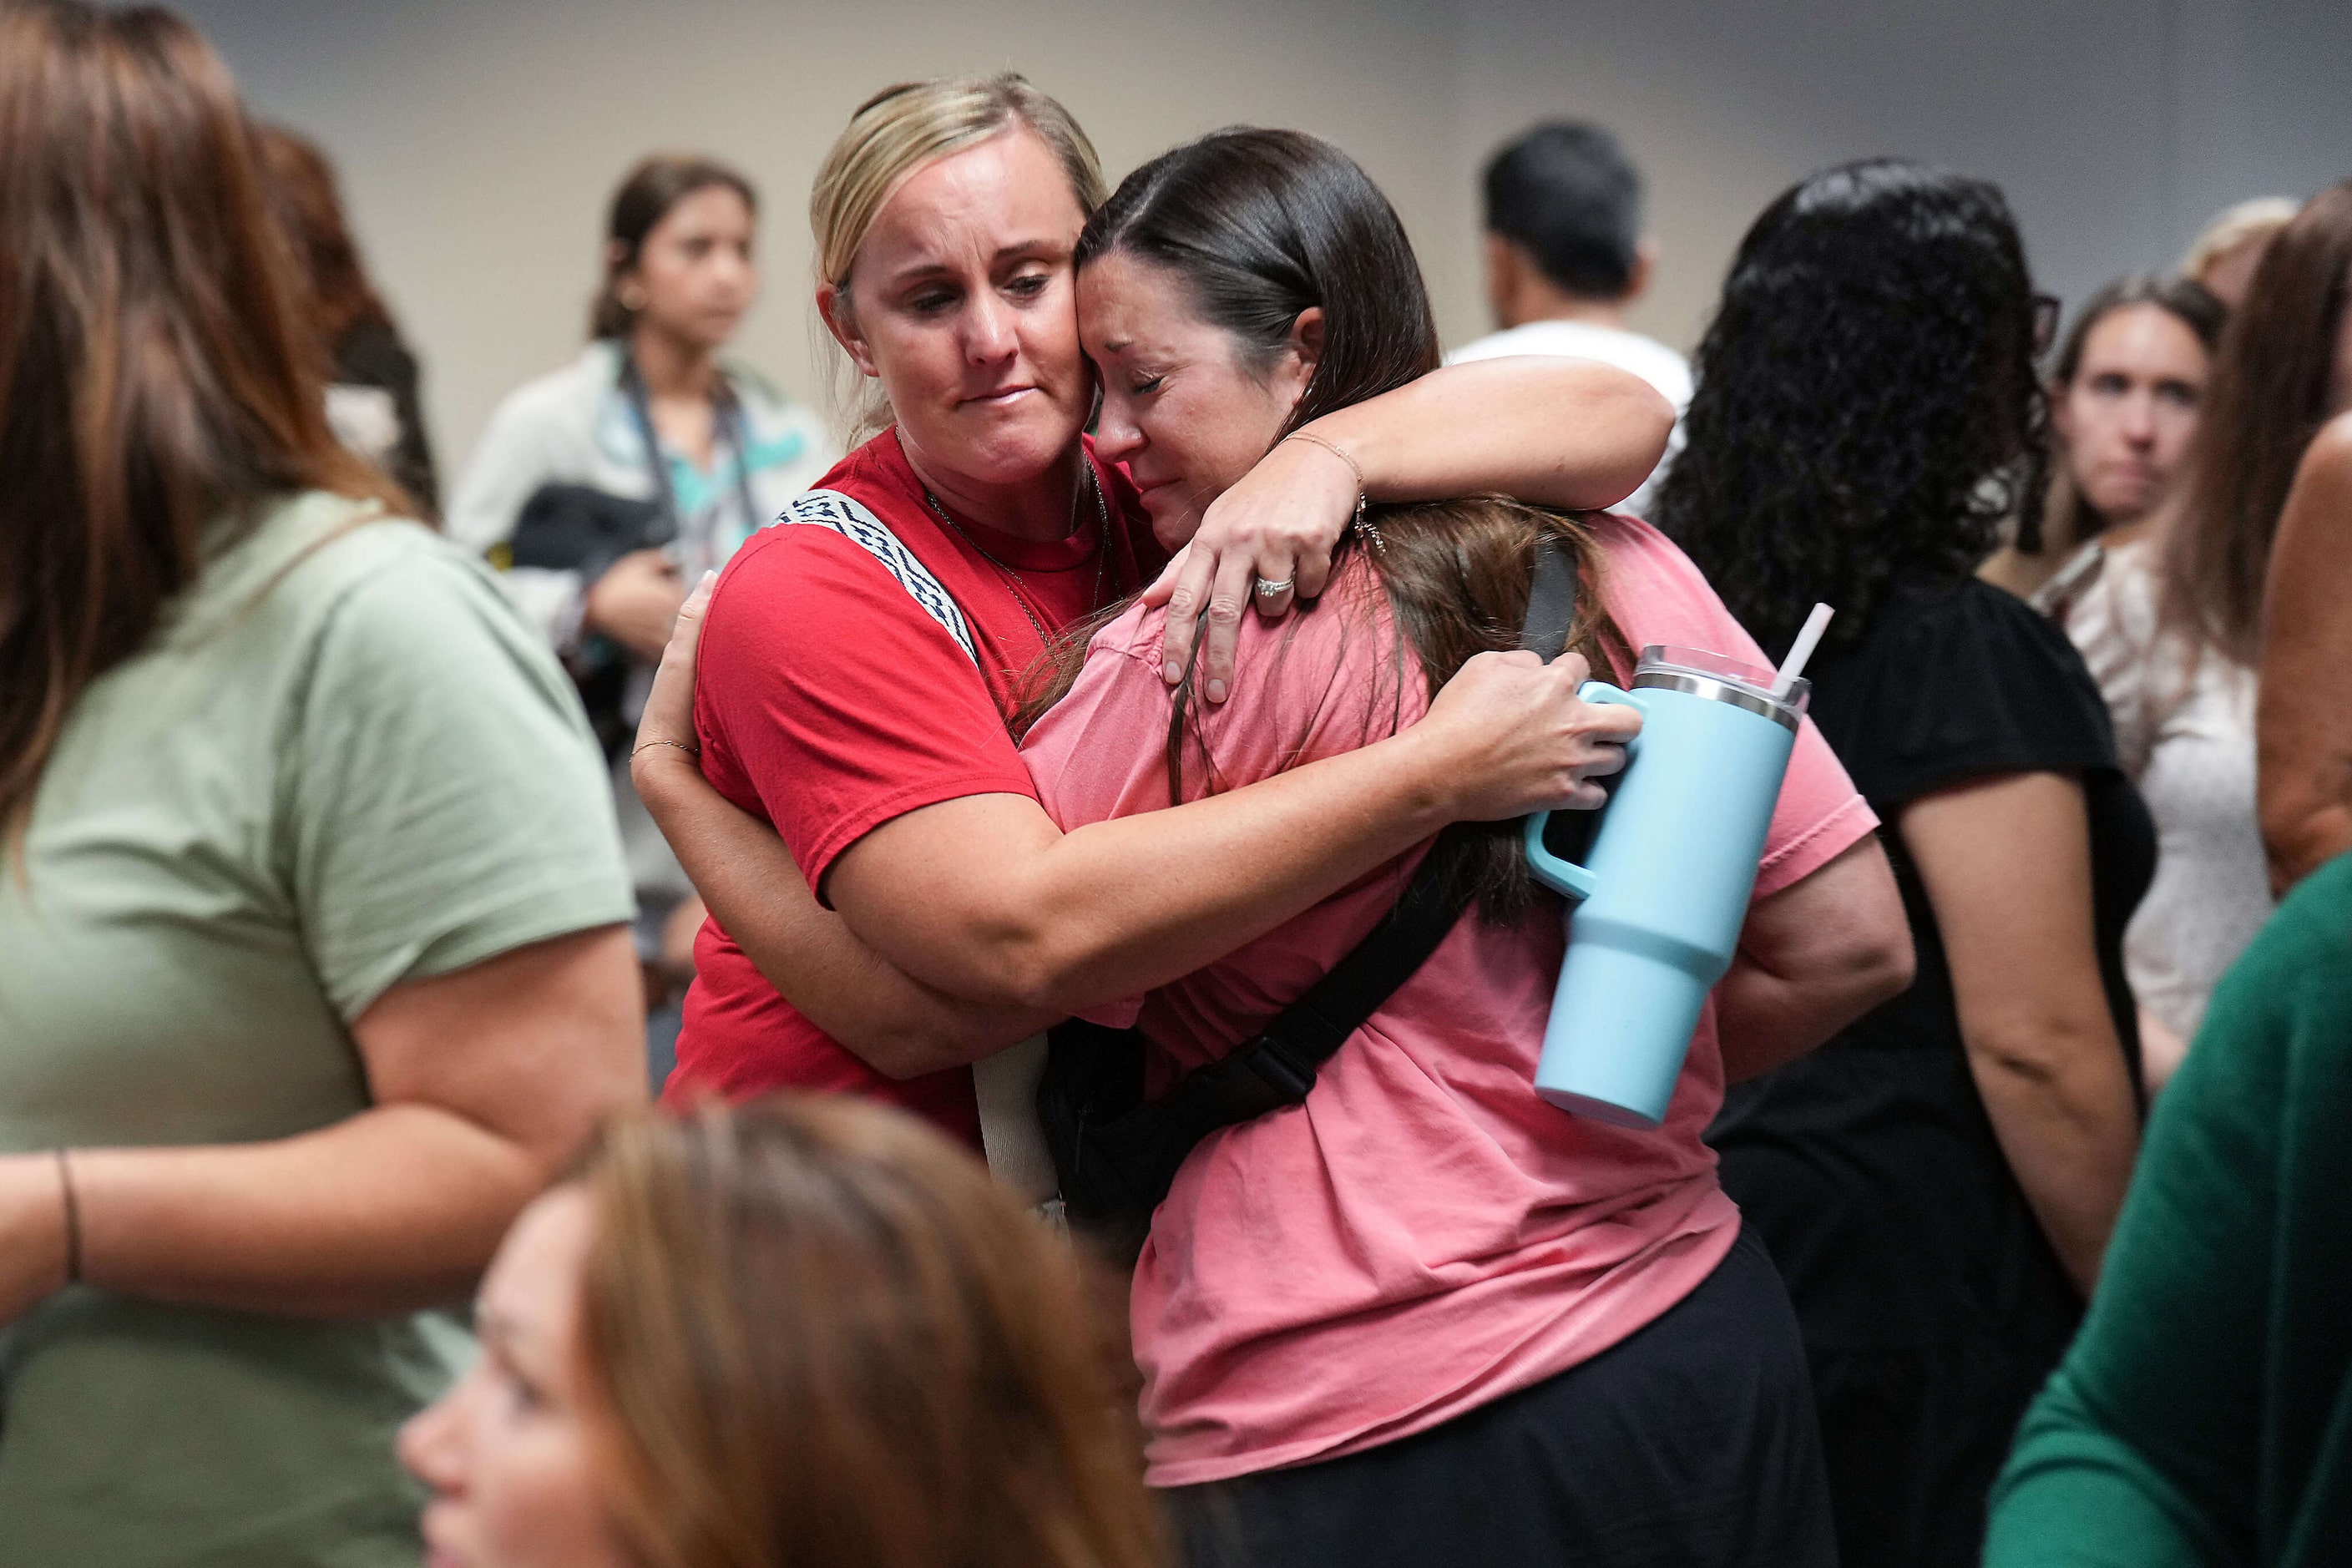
[1019,513,1877,1486]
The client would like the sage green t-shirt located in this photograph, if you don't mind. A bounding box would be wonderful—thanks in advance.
[0,493,635,1565]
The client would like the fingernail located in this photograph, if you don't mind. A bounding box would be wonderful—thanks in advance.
[699,570,717,587]
[1206,679,1227,703]
[1163,660,1182,684]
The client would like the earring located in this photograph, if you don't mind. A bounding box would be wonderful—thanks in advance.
[618,282,648,312]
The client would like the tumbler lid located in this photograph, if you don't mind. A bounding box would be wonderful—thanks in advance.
[1631,645,1809,730]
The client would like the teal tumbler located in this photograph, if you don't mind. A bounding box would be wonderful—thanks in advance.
[1522,646,1808,1129]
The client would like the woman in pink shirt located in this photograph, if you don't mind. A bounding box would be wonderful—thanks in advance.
[640,130,1911,1565]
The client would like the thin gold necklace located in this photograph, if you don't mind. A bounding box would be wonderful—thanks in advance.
[921,458,1113,645]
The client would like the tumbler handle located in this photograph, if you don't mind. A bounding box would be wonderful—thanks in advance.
[1522,681,1646,903]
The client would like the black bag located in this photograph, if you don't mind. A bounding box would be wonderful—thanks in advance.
[509,482,670,585]
[503,352,757,761]
[508,482,670,760]
[1036,534,1585,1259]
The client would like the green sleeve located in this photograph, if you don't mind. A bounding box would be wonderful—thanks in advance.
[1985,867,2347,1565]
[281,542,636,1022]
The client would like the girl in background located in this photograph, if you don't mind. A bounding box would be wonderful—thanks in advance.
[1671,159,2152,1568]
[448,154,834,1064]
[2002,276,2238,1090]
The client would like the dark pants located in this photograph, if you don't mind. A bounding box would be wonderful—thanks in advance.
[1807,1338,2062,1568]
[1170,1227,1837,1568]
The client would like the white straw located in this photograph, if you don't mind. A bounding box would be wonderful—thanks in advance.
[1774,603,1835,696]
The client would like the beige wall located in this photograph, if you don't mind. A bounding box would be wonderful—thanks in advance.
[183,0,1476,475]
[180,0,2352,484]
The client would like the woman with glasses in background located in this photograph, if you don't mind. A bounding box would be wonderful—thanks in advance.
[1982,276,2222,607]
[1990,277,2235,1092]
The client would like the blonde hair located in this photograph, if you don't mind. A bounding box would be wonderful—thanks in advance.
[811,74,1105,440]
[574,1097,1165,1568]
[2183,196,2299,283]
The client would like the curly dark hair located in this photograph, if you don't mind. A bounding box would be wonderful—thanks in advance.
[1654,158,2048,659]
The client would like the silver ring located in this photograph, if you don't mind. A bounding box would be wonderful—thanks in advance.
[1254,575,1296,596]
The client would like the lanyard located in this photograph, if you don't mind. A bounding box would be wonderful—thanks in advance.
[618,349,759,549]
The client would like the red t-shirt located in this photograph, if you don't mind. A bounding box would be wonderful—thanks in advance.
[665,429,1161,1143]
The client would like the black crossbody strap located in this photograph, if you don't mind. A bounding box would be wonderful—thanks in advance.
[1519,531,1581,662]
[1140,534,1583,1138]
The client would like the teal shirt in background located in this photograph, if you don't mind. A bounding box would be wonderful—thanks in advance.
[1985,852,2352,1566]
[0,493,635,1565]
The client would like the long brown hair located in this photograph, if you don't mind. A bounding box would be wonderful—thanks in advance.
[0,1,399,844]
[251,122,393,351]
[1030,129,1630,920]
[1303,500,1634,922]
[2163,182,2352,665]
[574,1098,1167,1568]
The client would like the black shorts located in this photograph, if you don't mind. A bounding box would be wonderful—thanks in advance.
[1167,1226,1836,1568]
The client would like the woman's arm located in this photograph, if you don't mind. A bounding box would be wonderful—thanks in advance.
[1157,358,1675,692]
[1324,356,1674,508]
[0,927,643,1324]
[637,566,1634,1052]
[636,744,1055,1075]
[2258,414,2352,893]
[628,576,1060,1071]
[1901,771,2140,1297]
[645,676,1630,1062]
[1714,836,1914,1083]
[824,645,1631,1015]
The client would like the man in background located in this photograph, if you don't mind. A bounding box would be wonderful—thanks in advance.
[1451,121,1690,517]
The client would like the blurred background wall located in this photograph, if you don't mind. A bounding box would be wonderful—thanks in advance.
[175,0,2352,475]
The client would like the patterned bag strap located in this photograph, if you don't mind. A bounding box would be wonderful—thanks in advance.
[776,489,979,665]
[774,489,1051,1209]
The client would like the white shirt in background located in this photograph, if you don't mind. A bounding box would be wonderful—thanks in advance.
[2051,538,2274,1044]
[1446,320,1693,519]
[445,341,836,916]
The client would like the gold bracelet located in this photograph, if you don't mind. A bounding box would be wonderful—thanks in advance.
[1282,431,1383,553]
[631,738,700,761]
[1282,430,1364,493]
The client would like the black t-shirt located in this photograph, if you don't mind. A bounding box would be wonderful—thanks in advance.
[1710,575,2155,1354]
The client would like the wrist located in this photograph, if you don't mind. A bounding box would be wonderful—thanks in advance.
[629,742,702,801]
[1378,723,1461,834]
[6,1153,73,1297]
[1283,427,1368,501]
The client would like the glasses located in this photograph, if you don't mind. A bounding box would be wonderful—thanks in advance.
[2031,293,2061,356]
